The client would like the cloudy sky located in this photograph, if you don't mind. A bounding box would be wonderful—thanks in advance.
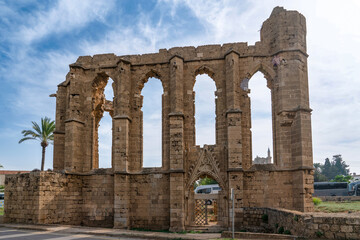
[0,0,359,174]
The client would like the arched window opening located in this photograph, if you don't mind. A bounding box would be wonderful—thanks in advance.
[193,175,220,225]
[194,74,216,146]
[248,72,273,164]
[142,77,162,167]
[97,77,114,169]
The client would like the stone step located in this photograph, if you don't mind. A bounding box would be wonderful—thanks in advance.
[186,225,225,233]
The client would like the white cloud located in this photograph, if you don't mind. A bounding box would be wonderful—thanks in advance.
[180,0,360,172]
[2,0,360,174]
[17,0,114,44]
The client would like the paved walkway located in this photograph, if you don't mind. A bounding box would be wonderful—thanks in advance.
[0,224,222,240]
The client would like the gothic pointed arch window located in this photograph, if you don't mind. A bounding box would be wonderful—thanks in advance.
[248,71,273,164]
[142,77,163,167]
[92,74,114,169]
[194,73,216,146]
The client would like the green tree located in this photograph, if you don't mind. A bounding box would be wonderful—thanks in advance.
[322,158,332,179]
[330,175,353,183]
[194,176,218,188]
[19,117,55,171]
[313,163,327,182]
[333,155,349,176]
[317,155,351,181]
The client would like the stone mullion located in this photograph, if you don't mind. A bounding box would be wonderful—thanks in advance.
[112,62,132,229]
[169,55,185,231]
[53,84,67,170]
[273,52,312,170]
[64,72,85,172]
[225,52,242,169]
[112,62,131,172]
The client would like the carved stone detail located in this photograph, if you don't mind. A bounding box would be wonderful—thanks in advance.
[186,145,225,191]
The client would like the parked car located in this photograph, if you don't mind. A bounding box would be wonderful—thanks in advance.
[0,192,4,200]
[194,184,221,194]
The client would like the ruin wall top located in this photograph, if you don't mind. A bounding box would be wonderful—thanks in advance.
[69,7,307,70]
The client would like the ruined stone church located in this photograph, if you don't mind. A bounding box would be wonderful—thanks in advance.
[5,7,314,231]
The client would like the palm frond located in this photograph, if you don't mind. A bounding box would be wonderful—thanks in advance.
[19,136,37,143]
[41,117,56,142]
[32,121,42,136]
[21,130,40,138]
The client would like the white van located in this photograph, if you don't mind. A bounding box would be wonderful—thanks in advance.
[194,184,221,194]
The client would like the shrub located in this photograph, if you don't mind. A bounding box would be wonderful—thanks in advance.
[293,215,299,221]
[313,197,322,206]
[316,231,324,237]
[278,226,284,234]
[284,230,292,235]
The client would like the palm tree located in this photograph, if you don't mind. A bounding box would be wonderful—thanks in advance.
[19,117,55,171]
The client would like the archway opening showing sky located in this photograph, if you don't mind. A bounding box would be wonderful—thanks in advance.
[98,78,114,168]
[142,77,162,167]
[249,72,273,161]
[194,74,216,146]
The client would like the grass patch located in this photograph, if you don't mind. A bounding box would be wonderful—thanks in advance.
[315,201,360,213]
[0,207,3,216]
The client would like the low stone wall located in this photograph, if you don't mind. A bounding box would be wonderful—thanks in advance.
[4,171,113,226]
[4,170,170,229]
[4,172,41,223]
[238,207,360,239]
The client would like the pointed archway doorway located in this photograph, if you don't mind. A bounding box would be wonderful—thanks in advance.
[185,146,228,232]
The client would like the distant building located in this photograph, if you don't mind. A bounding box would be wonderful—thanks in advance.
[0,170,30,186]
[253,148,272,164]
[351,173,360,182]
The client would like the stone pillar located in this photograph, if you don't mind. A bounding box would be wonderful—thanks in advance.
[112,61,132,172]
[63,75,86,172]
[261,7,313,211]
[113,116,131,172]
[113,61,132,228]
[53,84,67,170]
[225,51,242,169]
[169,55,184,113]
[64,120,85,172]
[261,7,311,170]
[169,55,185,231]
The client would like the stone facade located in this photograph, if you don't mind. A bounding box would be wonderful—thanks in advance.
[5,7,314,231]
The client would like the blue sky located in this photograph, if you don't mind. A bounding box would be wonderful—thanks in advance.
[1,0,359,174]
